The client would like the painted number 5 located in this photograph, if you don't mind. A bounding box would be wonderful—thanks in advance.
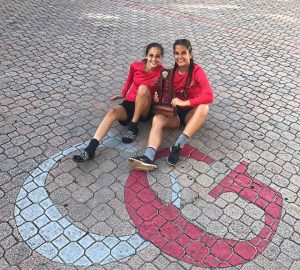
[125,145,283,268]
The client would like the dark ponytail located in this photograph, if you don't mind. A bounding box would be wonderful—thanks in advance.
[172,39,194,97]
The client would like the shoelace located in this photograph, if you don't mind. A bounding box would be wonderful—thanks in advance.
[80,150,90,160]
[170,146,180,158]
[123,130,136,139]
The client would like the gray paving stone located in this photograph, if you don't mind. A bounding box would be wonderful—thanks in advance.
[111,220,136,236]
[5,242,32,265]
[254,255,286,270]
[292,232,300,245]
[0,222,13,241]
[283,214,297,227]
[281,240,300,260]
[229,220,251,240]
[92,204,114,222]
[263,242,281,261]
[0,245,4,259]
[244,203,264,220]
[64,199,92,222]
[72,187,93,203]
[281,189,298,203]
[286,204,300,219]
[206,220,229,237]
[0,172,11,186]
[181,204,202,221]
[126,254,145,269]
[277,252,294,269]
[224,203,244,220]
[90,221,112,236]
[1,0,300,269]
[140,263,159,270]
[153,255,172,270]
[195,173,214,188]
[165,262,188,270]
[108,198,130,221]
[195,214,211,229]
[214,197,228,209]
[19,257,39,270]
[291,260,300,270]
[0,257,10,270]
[137,245,161,263]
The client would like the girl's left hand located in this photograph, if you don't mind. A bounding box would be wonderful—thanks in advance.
[171,97,186,107]
[110,94,123,101]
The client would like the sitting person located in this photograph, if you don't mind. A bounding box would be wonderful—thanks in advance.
[73,42,164,162]
[128,39,214,171]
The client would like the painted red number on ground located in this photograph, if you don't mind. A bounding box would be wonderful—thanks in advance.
[124,145,283,268]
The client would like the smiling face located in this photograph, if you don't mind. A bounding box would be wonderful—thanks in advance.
[174,44,193,72]
[145,47,163,71]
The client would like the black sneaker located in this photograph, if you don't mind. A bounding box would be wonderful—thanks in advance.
[167,144,181,166]
[73,150,94,163]
[128,155,157,171]
[122,125,138,144]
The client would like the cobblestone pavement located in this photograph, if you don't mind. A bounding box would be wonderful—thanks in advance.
[0,0,299,269]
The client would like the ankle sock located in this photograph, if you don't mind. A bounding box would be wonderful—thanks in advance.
[85,138,99,156]
[174,133,189,148]
[144,147,156,161]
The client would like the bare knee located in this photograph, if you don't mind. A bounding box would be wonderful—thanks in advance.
[152,114,166,128]
[196,104,209,117]
[106,106,120,120]
[137,85,150,98]
[186,104,209,124]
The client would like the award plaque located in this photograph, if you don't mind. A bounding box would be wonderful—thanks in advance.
[153,68,177,117]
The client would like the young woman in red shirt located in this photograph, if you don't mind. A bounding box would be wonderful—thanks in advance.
[128,39,214,170]
[73,43,164,162]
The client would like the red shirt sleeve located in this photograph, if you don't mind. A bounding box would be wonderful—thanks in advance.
[121,63,134,97]
[188,66,214,107]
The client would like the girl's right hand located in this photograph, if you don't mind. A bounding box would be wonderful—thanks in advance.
[110,94,123,101]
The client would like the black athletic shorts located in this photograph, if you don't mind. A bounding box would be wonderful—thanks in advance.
[177,107,192,126]
[118,100,153,126]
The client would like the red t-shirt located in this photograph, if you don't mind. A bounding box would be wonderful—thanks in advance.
[121,61,162,102]
[173,63,214,108]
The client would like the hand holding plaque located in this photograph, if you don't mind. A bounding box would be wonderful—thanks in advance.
[153,68,177,117]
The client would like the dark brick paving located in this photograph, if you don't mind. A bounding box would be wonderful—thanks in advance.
[0,0,299,269]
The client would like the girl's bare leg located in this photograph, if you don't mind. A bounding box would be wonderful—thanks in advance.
[132,85,152,123]
[183,104,209,137]
[167,104,209,166]
[148,114,179,150]
[93,105,127,141]
[73,105,127,162]
[122,85,152,144]
[128,114,179,171]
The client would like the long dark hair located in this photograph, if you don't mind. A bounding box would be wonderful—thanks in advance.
[143,42,164,61]
[172,39,194,97]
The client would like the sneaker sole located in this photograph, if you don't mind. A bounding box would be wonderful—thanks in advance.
[72,155,94,163]
[128,158,157,171]
[121,138,134,144]
[72,156,88,163]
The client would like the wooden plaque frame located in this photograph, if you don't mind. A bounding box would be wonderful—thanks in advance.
[153,68,177,117]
